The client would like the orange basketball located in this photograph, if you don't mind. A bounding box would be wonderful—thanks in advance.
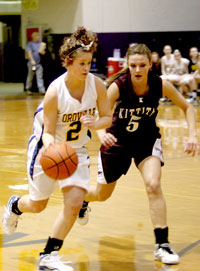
[40,142,78,180]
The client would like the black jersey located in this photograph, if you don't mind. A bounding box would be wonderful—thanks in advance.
[106,71,162,146]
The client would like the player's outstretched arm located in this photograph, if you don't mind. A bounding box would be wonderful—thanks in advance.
[163,79,199,156]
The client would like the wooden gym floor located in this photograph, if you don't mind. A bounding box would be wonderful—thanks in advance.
[0,84,199,271]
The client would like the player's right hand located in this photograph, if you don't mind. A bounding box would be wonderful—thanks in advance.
[100,133,117,147]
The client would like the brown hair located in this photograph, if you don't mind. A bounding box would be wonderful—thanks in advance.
[151,51,160,61]
[106,43,152,85]
[59,26,98,67]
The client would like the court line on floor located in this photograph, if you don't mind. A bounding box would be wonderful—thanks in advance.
[2,238,47,248]
[178,240,200,256]
[0,233,46,248]
[2,232,200,258]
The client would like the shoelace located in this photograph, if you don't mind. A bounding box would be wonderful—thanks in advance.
[159,244,175,254]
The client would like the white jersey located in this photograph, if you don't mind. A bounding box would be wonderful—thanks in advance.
[31,72,97,149]
[26,72,97,198]
[173,58,189,75]
[161,54,175,75]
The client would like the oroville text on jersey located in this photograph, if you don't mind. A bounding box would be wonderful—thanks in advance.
[62,108,96,123]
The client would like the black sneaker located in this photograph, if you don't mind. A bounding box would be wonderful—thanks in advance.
[77,201,91,226]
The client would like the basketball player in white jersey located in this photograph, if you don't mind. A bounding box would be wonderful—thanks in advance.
[172,49,197,96]
[2,27,112,271]
[160,49,190,93]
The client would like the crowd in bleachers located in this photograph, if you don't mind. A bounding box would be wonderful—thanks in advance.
[150,45,200,104]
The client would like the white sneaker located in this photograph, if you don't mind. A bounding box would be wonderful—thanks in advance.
[2,195,21,235]
[160,97,171,103]
[186,96,197,103]
[39,251,73,271]
[26,90,34,95]
[77,201,91,226]
[154,243,180,265]
[39,90,46,95]
[160,97,168,102]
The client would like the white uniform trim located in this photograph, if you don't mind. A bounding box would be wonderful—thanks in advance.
[152,138,164,163]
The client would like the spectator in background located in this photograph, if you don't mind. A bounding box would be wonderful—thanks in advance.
[160,45,174,102]
[173,49,189,75]
[160,49,198,103]
[40,29,57,89]
[161,45,174,75]
[161,49,189,92]
[186,47,199,102]
[25,32,46,95]
[188,47,199,74]
[193,52,200,100]
[151,51,161,76]
[173,50,198,100]
[194,52,200,81]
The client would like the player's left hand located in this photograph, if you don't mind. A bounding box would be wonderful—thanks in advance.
[100,132,117,147]
[80,114,96,128]
[184,136,200,156]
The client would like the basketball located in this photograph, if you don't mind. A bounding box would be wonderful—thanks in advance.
[40,142,78,180]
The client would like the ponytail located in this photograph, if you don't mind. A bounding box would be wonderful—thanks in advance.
[106,66,129,86]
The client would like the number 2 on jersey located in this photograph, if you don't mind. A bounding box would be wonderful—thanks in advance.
[66,121,82,141]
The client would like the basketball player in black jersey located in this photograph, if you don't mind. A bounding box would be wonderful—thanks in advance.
[78,44,199,265]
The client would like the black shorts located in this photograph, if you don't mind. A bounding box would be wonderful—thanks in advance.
[97,137,164,184]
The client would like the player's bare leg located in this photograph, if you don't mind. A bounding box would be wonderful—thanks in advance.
[138,156,166,228]
[18,195,49,213]
[85,182,117,202]
[138,156,179,264]
[38,186,86,271]
[77,181,117,225]
[2,195,48,235]
[50,186,86,240]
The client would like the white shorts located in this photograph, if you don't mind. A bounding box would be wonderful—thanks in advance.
[160,74,180,83]
[27,137,90,201]
[179,74,192,85]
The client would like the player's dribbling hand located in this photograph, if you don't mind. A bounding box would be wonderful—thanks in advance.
[38,142,53,161]
[100,133,117,147]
